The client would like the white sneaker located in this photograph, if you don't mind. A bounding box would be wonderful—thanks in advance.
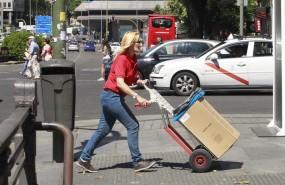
[97,77,104,81]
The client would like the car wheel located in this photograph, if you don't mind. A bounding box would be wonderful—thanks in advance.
[172,72,198,96]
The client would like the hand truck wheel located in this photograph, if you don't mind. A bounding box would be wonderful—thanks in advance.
[189,148,212,173]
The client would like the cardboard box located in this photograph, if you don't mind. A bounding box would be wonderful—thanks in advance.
[179,98,240,159]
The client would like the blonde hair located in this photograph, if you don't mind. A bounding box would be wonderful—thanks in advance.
[119,31,140,54]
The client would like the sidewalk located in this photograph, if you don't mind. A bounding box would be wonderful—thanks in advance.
[35,114,285,185]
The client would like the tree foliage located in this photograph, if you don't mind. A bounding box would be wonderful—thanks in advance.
[153,0,261,38]
[2,31,44,61]
[67,0,82,17]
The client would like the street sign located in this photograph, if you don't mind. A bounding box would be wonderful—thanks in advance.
[35,16,52,35]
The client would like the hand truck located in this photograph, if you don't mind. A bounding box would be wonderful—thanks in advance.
[136,84,216,173]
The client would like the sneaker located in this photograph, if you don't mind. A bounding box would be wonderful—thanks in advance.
[97,77,104,81]
[19,72,23,75]
[76,158,99,173]
[133,160,156,172]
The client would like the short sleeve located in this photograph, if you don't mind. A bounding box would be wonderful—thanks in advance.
[113,55,127,79]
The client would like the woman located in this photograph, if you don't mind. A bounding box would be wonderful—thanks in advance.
[98,39,112,81]
[41,38,52,62]
[76,31,156,173]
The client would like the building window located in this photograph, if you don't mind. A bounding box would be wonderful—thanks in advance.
[8,2,11,8]
[3,2,6,8]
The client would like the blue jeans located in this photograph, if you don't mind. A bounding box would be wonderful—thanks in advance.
[21,60,28,74]
[80,90,142,166]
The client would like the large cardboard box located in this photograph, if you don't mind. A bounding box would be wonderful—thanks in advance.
[178,98,240,159]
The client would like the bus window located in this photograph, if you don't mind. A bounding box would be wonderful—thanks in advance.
[152,18,173,28]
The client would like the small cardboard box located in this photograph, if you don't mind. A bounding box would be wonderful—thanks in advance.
[179,98,240,159]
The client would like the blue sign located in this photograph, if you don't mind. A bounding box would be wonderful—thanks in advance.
[35,16,52,35]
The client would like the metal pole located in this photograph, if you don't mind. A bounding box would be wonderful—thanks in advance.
[136,0,138,31]
[106,0,108,40]
[29,0,31,27]
[101,0,102,42]
[35,122,74,185]
[239,0,244,36]
[52,1,67,62]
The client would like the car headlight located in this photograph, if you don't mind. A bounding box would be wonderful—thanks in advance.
[152,65,164,74]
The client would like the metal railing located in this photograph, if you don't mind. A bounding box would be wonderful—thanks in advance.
[0,79,74,185]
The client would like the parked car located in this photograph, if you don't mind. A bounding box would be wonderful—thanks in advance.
[104,39,219,83]
[67,40,80,52]
[137,39,220,79]
[110,42,120,52]
[150,37,273,96]
[84,40,96,51]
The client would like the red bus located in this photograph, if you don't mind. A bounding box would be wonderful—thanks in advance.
[142,14,176,50]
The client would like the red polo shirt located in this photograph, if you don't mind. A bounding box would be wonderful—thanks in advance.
[104,52,138,96]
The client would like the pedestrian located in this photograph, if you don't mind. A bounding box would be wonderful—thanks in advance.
[19,41,30,76]
[76,31,156,173]
[41,38,52,62]
[98,39,112,81]
[156,36,163,45]
[25,36,40,80]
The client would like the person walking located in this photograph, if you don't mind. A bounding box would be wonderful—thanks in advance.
[76,31,156,173]
[41,38,52,62]
[19,41,30,76]
[25,36,40,79]
[98,39,112,81]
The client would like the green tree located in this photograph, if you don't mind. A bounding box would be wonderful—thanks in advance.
[67,0,82,17]
[2,31,44,61]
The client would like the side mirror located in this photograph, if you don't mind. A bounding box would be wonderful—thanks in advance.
[209,53,218,60]
[153,52,159,61]
[209,53,220,68]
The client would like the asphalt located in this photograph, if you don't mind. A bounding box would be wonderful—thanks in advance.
[34,113,285,185]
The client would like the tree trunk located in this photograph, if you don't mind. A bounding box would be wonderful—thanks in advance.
[184,0,208,38]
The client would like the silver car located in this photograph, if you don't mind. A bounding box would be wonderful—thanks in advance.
[68,40,80,52]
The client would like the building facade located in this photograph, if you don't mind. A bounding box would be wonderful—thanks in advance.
[74,0,165,42]
[0,0,24,25]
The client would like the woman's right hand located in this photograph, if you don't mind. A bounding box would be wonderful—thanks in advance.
[136,96,151,107]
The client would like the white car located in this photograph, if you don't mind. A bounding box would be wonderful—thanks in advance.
[67,40,80,52]
[150,37,273,96]
[111,42,120,52]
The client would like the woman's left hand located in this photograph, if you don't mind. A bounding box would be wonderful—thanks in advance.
[137,79,148,85]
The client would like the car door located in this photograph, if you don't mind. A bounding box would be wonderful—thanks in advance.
[203,42,249,87]
[246,41,273,86]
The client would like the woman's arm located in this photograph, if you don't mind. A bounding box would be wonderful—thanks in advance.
[100,46,108,56]
[116,78,151,107]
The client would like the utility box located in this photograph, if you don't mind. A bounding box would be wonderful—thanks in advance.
[179,98,240,159]
[41,60,76,163]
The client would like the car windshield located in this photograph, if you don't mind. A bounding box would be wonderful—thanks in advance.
[86,41,94,45]
[70,41,78,45]
[139,44,160,57]
[195,41,226,58]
